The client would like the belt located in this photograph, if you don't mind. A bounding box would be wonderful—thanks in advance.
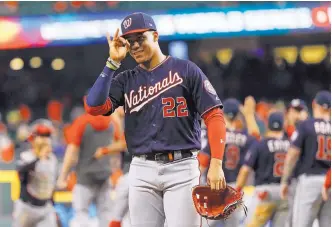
[21,189,48,207]
[134,149,196,163]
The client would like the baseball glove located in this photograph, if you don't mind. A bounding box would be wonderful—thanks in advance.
[192,185,247,220]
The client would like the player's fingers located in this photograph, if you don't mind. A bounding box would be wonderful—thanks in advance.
[221,177,226,189]
[215,180,220,190]
[210,181,216,190]
[118,37,128,47]
[114,28,119,41]
[125,40,130,51]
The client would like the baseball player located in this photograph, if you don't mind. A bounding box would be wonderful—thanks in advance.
[0,128,15,163]
[283,98,308,227]
[285,99,308,138]
[280,90,331,227]
[85,12,227,227]
[12,119,58,227]
[56,113,126,227]
[198,97,259,227]
[108,106,130,227]
[236,112,290,227]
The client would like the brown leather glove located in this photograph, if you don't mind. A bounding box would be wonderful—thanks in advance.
[192,185,247,220]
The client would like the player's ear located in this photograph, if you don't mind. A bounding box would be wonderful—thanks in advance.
[312,100,316,110]
[153,31,159,42]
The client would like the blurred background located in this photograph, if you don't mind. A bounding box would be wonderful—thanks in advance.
[0,1,330,227]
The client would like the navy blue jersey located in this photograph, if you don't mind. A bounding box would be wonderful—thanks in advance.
[244,137,290,186]
[202,129,256,182]
[105,56,222,154]
[291,118,331,175]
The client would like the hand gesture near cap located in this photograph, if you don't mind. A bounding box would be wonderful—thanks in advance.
[107,28,130,63]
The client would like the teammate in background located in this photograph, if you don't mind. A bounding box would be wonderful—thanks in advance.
[198,96,260,177]
[85,12,227,227]
[56,113,126,227]
[12,119,58,227]
[236,112,290,227]
[283,98,308,227]
[285,99,308,138]
[322,168,331,201]
[197,97,259,227]
[280,91,331,227]
[108,106,131,227]
[0,127,15,163]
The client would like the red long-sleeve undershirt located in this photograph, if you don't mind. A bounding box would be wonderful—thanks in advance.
[202,107,226,160]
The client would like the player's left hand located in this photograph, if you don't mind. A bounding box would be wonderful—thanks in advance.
[207,158,226,190]
[280,183,288,200]
[94,147,108,159]
[322,186,330,201]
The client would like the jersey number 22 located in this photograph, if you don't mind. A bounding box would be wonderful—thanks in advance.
[162,97,188,118]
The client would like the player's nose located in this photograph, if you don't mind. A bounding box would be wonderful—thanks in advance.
[130,41,140,50]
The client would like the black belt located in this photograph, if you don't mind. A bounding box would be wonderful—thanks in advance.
[134,149,196,163]
[21,189,49,207]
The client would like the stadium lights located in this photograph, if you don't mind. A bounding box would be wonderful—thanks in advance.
[216,49,233,65]
[29,57,42,69]
[274,46,298,65]
[51,58,65,70]
[53,2,68,13]
[10,58,24,71]
[300,45,327,64]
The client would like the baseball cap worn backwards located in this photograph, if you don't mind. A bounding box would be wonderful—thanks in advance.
[121,12,157,37]
[223,98,240,120]
[314,90,331,109]
[268,112,284,131]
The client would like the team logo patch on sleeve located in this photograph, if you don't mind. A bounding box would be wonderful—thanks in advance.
[204,80,217,95]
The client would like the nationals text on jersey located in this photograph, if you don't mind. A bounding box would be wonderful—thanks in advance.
[125,71,183,113]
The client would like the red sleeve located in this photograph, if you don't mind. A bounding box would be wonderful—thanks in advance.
[202,107,226,160]
[324,169,331,189]
[66,115,88,147]
[197,152,210,168]
[83,96,113,116]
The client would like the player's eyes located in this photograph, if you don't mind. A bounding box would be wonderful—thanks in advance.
[127,36,145,46]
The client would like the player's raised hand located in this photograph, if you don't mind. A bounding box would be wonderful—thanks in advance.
[207,158,226,190]
[107,28,130,63]
[280,183,288,200]
[240,96,256,116]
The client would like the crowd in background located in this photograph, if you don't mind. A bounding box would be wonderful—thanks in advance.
[0,46,330,124]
